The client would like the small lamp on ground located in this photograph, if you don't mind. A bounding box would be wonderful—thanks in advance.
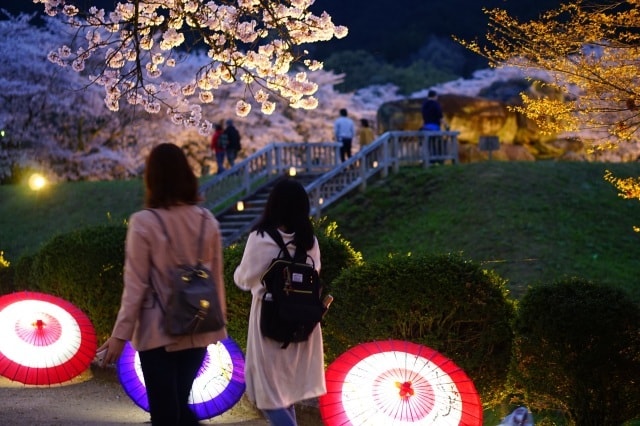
[28,173,47,192]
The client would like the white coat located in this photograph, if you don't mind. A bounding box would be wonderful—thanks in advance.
[234,229,326,410]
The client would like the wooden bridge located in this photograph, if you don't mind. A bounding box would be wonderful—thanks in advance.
[198,130,459,247]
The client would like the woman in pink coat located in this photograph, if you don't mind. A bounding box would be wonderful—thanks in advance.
[98,143,227,426]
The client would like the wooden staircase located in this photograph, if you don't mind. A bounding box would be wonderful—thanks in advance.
[216,173,321,247]
[201,132,460,247]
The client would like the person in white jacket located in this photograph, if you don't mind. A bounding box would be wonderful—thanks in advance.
[234,178,325,426]
[334,108,355,162]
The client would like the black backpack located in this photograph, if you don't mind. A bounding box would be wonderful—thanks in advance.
[260,229,325,348]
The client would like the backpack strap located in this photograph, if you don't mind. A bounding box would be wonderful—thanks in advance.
[145,207,209,312]
[264,228,309,263]
[147,208,208,263]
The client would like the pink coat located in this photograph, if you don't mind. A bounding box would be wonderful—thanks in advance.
[111,206,227,352]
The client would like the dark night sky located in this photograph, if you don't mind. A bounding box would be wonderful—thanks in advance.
[1,0,563,65]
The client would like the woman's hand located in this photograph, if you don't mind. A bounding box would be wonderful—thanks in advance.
[96,337,126,368]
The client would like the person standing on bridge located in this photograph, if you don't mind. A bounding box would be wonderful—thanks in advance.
[358,118,375,149]
[210,123,226,174]
[420,90,445,131]
[223,119,242,167]
[334,108,355,162]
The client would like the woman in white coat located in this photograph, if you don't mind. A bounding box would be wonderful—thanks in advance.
[234,178,325,426]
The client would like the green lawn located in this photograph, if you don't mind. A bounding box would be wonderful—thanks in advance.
[2,161,639,302]
[0,179,143,261]
[324,161,640,302]
[1,161,639,424]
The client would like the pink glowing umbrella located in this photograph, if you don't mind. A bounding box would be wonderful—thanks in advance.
[0,291,97,385]
[117,337,245,420]
[319,340,483,426]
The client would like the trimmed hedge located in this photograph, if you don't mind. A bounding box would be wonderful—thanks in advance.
[322,252,515,405]
[510,277,640,425]
[13,225,127,342]
[10,218,364,347]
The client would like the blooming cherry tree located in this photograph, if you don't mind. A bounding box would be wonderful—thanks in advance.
[459,0,640,228]
[459,0,640,145]
[33,0,348,134]
[0,12,397,183]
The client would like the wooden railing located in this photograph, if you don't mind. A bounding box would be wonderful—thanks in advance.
[199,131,459,219]
[199,142,342,213]
[305,130,459,218]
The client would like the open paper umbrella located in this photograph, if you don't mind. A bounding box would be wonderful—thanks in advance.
[319,340,482,426]
[0,291,97,385]
[117,337,245,420]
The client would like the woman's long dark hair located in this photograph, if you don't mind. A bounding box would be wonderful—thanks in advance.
[144,143,200,208]
[254,178,315,251]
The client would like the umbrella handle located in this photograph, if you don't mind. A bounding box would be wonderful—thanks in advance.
[322,295,334,318]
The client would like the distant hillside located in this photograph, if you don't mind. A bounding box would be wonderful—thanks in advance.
[325,162,640,302]
[309,0,563,73]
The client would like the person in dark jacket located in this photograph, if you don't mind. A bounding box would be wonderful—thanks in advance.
[223,119,241,167]
[210,123,226,174]
[421,90,444,131]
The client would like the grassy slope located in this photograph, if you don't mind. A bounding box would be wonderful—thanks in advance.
[324,161,640,301]
[2,161,639,302]
[0,179,144,260]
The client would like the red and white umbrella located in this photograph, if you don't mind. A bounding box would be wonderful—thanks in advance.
[320,340,483,426]
[0,291,97,385]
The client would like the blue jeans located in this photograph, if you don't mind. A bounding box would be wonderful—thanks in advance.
[226,149,239,166]
[138,346,206,426]
[421,123,440,131]
[215,152,225,174]
[339,138,352,162]
[262,405,297,426]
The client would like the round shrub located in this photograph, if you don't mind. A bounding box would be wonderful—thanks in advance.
[322,252,514,404]
[222,242,252,350]
[314,217,364,287]
[10,217,363,353]
[511,277,640,425]
[0,251,14,294]
[14,225,127,342]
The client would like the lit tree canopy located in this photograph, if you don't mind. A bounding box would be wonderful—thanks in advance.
[459,0,640,144]
[33,0,348,134]
[0,12,394,183]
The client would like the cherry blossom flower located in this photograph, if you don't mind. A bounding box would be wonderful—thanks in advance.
[32,0,348,130]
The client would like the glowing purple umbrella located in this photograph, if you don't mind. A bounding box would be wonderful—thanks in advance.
[117,337,245,420]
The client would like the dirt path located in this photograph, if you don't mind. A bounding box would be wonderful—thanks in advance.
[0,365,322,425]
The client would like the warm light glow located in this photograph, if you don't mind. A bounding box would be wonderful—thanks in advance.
[372,161,379,168]
[288,167,297,177]
[340,351,464,424]
[0,300,81,368]
[318,198,324,205]
[128,341,235,404]
[236,201,244,211]
[28,173,47,191]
